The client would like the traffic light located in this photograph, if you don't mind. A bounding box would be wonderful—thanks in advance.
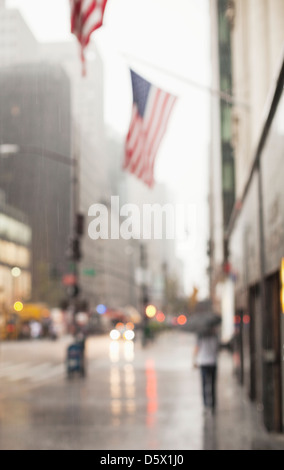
[76,213,85,236]
[67,284,80,299]
[69,238,82,261]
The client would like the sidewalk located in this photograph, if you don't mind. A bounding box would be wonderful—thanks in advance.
[206,349,284,450]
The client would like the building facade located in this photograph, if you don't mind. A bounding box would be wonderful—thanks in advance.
[227,0,284,432]
[0,193,32,311]
[0,63,72,306]
[209,0,236,345]
[0,0,39,66]
[40,41,134,311]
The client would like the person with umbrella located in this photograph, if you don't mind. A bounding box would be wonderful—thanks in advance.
[193,326,219,415]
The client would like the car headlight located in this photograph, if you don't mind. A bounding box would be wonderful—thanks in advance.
[110,329,121,340]
[123,330,135,341]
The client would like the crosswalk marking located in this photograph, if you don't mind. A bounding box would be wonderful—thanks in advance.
[8,363,52,381]
[0,362,12,371]
[0,362,65,383]
[31,364,65,383]
[0,363,30,378]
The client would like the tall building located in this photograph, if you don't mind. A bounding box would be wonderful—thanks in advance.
[230,0,284,199]
[209,0,235,345]
[223,0,284,433]
[40,41,127,310]
[0,2,73,307]
[0,0,39,66]
[0,63,72,306]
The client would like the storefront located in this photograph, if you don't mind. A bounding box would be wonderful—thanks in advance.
[0,202,31,310]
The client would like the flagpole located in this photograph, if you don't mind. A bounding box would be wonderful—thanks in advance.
[120,51,250,110]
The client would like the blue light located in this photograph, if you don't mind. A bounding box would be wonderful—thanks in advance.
[96,304,107,315]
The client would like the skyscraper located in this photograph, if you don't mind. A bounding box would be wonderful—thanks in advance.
[0,63,72,305]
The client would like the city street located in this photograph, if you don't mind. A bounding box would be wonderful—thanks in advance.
[0,331,266,450]
[1,0,284,445]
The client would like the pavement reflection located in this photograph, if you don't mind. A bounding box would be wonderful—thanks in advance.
[146,359,158,428]
[109,340,136,426]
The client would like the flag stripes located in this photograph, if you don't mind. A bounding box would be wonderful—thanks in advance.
[70,0,108,72]
[124,71,177,187]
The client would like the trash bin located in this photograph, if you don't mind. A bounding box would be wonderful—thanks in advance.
[66,340,85,379]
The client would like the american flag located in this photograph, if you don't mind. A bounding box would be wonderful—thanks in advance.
[70,0,108,73]
[124,70,177,188]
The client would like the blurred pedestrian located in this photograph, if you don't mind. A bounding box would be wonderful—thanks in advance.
[30,321,42,339]
[193,328,219,414]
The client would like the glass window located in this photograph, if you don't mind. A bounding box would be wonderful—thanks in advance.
[0,240,30,267]
[0,213,31,245]
[223,159,234,192]
[221,106,232,142]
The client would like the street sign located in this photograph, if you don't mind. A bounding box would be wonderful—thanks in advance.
[83,268,96,277]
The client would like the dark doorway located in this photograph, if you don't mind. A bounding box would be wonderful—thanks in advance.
[264,272,282,432]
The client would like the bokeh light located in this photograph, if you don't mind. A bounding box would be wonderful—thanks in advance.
[11,267,22,278]
[110,329,120,341]
[235,315,241,325]
[123,330,135,341]
[14,301,24,312]
[145,305,157,318]
[156,312,165,323]
[96,304,107,315]
[243,315,250,325]
[177,315,187,326]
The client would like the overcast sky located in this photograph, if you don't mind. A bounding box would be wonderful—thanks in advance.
[7,0,212,298]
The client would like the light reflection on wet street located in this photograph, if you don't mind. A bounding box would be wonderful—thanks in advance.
[0,331,261,450]
[0,331,204,450]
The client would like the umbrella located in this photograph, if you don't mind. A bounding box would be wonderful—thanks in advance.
[187,311,221,335]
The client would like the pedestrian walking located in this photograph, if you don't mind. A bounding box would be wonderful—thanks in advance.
[193,328,219,414]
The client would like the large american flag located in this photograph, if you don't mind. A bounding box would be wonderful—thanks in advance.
[70,0,108,72]
[124,70,177,188]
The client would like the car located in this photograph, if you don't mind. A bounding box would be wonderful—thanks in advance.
[109,322,136,341]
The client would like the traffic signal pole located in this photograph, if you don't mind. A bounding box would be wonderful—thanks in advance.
[68,130,84,334]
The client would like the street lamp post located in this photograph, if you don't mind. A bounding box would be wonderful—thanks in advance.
[11,266,22,305]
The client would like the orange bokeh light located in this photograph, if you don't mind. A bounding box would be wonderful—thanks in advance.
[243,315,250,325]
[156,312,165,323]
[235,315,241,325]
[177,315,187,326]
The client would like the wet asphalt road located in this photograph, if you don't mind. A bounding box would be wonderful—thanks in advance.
[0,331,261,450]
[0,331,203,450]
